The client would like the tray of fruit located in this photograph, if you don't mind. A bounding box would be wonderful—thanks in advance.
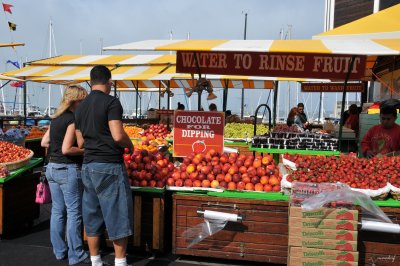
[282,153,394,199]
[0,141,34,171]
[166,150,282,193]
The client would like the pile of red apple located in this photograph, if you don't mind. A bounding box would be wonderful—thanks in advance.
[167,150,282,192]
[123,147,173,188]
[0,141,32,163]
[141,124,170,140]
[284,153,400,190]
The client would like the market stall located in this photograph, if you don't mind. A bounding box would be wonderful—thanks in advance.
[103,34,400,265]
[0,141,43,237]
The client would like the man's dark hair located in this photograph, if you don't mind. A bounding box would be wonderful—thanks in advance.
[90,65,111,85]
[297,102,304,108]
[209,103,217,111]
[380,105,397,117]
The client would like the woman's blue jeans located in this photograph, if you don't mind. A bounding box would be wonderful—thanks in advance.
[46,162,88,265]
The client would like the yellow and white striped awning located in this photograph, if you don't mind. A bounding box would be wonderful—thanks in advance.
[314,4,400,40]
[2,52,331,89]
[28,54,176,66]
[103,39,400,55]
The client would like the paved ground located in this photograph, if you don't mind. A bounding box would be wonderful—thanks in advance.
[0,204,275,266]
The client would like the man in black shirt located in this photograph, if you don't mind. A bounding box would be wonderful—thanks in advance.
[75,65,133,266]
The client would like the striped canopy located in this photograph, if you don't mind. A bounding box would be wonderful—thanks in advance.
[314,4,400,40]
[2,54,328,90]
[103,39,400,55]
[28,54,176,66]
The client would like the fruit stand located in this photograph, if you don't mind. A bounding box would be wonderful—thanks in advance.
[0,157,43,237]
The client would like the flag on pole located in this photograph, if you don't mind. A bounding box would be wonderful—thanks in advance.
[8,21,16,31]
[10,81,24,88]
[2,3,13,14]
[6,60,20,69]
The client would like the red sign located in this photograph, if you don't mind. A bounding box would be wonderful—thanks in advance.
[301,83,365,92]
[173,110,224,157]
[156,109,175,115]
[177,51,366,80]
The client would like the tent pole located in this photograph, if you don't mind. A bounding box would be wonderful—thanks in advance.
[240,88,244,119]
[23,82,27,125]
[338,56,356,151]
[272,81,279,126]
[167,80,171,128]
[135,81,139,122]
[158,81,161,110]
[318,92,323,123]
[223,79,228,112]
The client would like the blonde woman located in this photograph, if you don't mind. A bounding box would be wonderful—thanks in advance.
[41,85,90,265]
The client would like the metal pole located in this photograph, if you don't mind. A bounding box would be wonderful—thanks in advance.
[273,81,279,126]
[135,81,138,121]
[223,80,228,112]
[23,82,27,125]
[318,92,323,123]
[158,81,161,110]
[338,56,356,151]
[197,90,202,111]
[114,81,117,97]
[241,88,244,119]
[167,81,171,127]
[243,12,247,40]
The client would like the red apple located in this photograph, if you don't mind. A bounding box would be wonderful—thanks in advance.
[236,181,245,190]
[216,174,225,182]
[207,173,215,182]
[149,180,157,187]
[224,173,232,183]
[140,180,148,187]
[253,159,262,169]
[193,180,202,187]
[263,184,272,192]
[251,176,260,185]
[255,183,264,191]
[201,165,211,175]
[184,179,193,187]
[232,174,240,183]
[245,183,255,191]
[198,173,206,181]
[227,182,237,190]
[167,177,175,186]
[210,180,219,188]
[260,176,269,185]
[175,179,184,187]
[272,185,281,192]
[201,180,211,188]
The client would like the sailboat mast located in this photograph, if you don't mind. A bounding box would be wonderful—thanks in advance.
[48,19,52,116]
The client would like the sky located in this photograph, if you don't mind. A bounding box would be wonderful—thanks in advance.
[0,0,361,119]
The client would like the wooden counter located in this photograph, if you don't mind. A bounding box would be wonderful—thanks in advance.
[172,192,400,265]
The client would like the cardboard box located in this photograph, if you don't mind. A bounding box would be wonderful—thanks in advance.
[290,207,358,221]
[289,256,358,266]
[289,227,358,241]
[289,237,357,251]
[290,247,358,262]
[289,217,358,231]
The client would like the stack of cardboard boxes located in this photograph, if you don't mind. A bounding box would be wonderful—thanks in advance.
[288,183,359,266]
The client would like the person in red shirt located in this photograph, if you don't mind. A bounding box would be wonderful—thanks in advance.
[361,106,400,158]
